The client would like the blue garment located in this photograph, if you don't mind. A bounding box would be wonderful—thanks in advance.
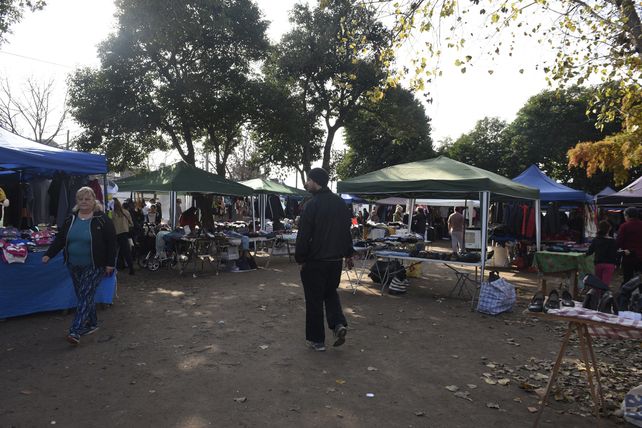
[67,217,92,266]
[67,264,105,335]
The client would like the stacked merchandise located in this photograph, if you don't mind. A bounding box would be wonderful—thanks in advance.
[0,226,57,264]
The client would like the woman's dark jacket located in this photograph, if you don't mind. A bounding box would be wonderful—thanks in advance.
[45,211,117,267]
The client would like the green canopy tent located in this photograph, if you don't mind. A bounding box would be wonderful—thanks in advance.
[337,156,541,289]
[239,178,309,231]
[117,162,254,226]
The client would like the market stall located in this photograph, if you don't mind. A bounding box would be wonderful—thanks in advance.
[337,156,541,293]
[0,128,115,318]
[116,162,254,274]
[597,175,642,206]
[239,177,308,232]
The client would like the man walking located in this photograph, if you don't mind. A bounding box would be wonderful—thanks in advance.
[295,168,353,352]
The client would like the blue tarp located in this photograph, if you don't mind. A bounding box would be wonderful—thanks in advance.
[0,253,115,319]
[0,127,107,177]
[512,165,592,202]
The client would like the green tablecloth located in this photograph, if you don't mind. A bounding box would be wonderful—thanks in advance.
[533,251,594,278]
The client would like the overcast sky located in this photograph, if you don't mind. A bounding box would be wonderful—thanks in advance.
[0,0,552,159]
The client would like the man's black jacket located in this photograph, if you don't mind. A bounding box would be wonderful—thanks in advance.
[295,187,354,264]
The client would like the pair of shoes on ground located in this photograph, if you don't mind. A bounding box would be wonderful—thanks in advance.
[528,289,574,312]
[307,325,348,352]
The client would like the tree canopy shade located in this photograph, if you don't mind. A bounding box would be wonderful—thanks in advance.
[512,165,592,202]
[239,178,308,197]
[336,156,539,201]
[0,127,107,177]
[116,162,253,196]
[597,176,642,205]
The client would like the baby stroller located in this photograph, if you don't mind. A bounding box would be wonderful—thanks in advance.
[137,222,159,269]
[146,228,178,271]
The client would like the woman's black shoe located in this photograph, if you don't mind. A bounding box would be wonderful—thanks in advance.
[561,290,574,307]
[544,290,560,312]
[528,291,545,312]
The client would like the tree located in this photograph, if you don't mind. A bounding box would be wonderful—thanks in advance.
[506,86,623,191]
[336,86,433,178]
[275,0,391,172]
[0,75,66,145]
[0,0,45,44]
[250,59,324,184]
[441,117,513,177]
[358,0,642,181]
[67,0,269,173]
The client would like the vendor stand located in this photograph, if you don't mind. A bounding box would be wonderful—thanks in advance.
[116,162,254,275]
[337,156,541,299]
[0,128,115,318]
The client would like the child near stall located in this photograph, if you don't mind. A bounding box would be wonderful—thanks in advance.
[587,220,618,288]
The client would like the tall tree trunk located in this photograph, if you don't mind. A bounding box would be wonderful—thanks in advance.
[322,125,339,171]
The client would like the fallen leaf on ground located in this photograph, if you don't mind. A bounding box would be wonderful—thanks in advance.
[498,378,511,386]
[234,397,247,403]
[454,391,473,402]
[527,406,539,413]
[486,402,500,409]
[259,345,269,350]
[467,384,477,389]
[484,378,497,385]
[335,379,346,385]
[445,385,459,392]
[414,411,426,417]
[367,366,378,371]
[20,390,33,395]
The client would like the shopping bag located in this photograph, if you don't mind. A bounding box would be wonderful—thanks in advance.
[476,277,516,315]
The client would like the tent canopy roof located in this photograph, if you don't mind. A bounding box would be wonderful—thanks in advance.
[598,176,642,204]
[0,127,107,177]
[512,165,591,202]
[240,178,308,196]
[337,156,539,200]
[117,162,253,196]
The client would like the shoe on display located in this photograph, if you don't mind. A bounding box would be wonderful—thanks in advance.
[333,325,347,347]
[528,291,544,312]
[306,341,326,352]
[544,290,560,312]
[561,290,574,307]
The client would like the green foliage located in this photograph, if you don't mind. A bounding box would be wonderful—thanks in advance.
[67,0,269,173]
[336,86,433,178]
[505,86,623,193]
[0,0,45,44]
[440,117,513,177]
[275,0,391,171]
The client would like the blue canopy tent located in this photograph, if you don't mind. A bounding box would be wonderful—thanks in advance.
[512,165,592,202]
[0,127,107,177]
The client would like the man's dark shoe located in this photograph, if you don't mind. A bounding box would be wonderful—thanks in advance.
[333,325,347,347]
[306,341,326,352]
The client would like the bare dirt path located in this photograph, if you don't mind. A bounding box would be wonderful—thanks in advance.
[1,251,635,427]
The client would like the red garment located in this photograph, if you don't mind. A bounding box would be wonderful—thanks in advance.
[179,208,200,230]
[616,218,642,262]
[521,205,528,236]
[88,179,104,203]
[525,206,536,238]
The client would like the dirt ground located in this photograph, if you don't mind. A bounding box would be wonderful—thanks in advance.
[1,243,639,428]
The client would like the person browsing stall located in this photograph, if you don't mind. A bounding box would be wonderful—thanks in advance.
[42,187,117,345]
[587,220,618,288]
[616,207,642,283]
[112,198,135,275]
[448,207,465,254]
[295,168,353,352]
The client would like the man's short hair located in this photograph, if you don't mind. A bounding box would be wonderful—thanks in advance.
[624,207,639,219]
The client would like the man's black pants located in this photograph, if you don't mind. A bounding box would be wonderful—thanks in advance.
[621,255,642,284]
[301,260,347,344]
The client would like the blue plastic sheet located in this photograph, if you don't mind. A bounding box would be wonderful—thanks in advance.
[0,253,116,319]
